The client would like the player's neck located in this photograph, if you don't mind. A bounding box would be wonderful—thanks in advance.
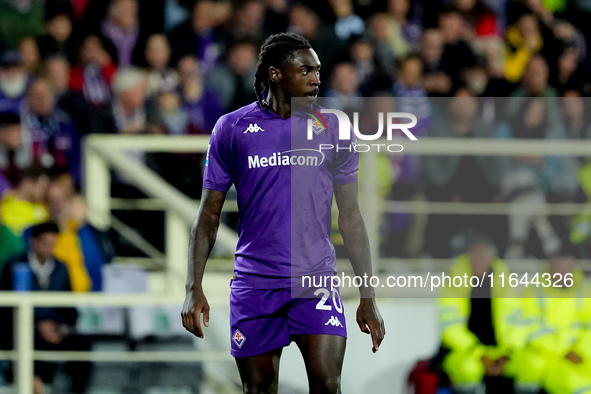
[266,91,292,119]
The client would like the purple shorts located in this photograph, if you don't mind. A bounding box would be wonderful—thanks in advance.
[229,287,347,358]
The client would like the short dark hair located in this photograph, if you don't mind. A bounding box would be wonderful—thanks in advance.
[0,112,21,128]
[253,33,312,108]
[31,222,59,239]
[14,166,48,186]
[397,52,423,72]
[465,231,496,252]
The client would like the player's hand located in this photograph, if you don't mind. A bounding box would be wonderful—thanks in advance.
[356,298,385,353]
[181,287,210,338]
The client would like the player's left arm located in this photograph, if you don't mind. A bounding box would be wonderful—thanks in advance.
[334,181,385,353]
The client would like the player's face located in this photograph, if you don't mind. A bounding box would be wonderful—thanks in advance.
[280,49,321,102]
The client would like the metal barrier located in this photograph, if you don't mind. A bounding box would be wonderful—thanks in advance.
[84,135,239,295]
[84,135,591,276]
[0,291,232,393]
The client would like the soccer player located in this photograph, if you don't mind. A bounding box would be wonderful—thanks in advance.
[181,33,385,393]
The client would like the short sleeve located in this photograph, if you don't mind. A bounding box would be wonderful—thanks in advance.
[332,128,359,185]
[203,117,233,191]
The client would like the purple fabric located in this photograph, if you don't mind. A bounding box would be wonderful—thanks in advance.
[25,111,82,184]
[392,82,430,183]
[82,64,111,105]
[195,30,217,75]
[102,19,139,67]
[204,102,358,287]
[0,76,30,114]
[229,286,347,357]
[402,19,423,47]
[182,87,224,134]
[0,171,12,195]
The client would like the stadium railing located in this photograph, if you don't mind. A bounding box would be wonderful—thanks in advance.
[0,291,232,393]
[85,135,591,276]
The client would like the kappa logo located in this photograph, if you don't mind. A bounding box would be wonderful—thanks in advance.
[244,123,264,133]
[232,329,246,348]
[324,316,343,327]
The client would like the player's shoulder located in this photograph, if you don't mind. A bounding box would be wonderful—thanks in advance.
[214,102,263,135]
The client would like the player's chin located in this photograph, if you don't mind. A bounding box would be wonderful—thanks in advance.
[305,93,318,102]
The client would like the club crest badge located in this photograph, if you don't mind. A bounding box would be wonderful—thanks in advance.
[311,119,325,135]
[232,329,246,348]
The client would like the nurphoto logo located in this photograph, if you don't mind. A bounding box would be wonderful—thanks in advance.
[305,108,418,153]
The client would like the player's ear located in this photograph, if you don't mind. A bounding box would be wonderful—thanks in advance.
[269,66,281,83]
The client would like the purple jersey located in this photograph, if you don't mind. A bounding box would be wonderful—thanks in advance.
[203,102,358,288]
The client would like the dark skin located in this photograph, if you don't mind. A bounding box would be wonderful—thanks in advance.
[181,48,385,394]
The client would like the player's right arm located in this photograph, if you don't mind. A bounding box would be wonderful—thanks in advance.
[181,188,227,338]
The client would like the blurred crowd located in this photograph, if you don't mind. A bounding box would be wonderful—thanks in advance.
[0,2,591,392]
[0,0,590,269]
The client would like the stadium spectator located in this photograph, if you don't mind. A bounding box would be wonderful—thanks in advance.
[348,37,391,95]
[438,8,478,88]
[553,46,587,94]
[230,0,267,42]
[69,34,118,134]
[507,56,579,197]
[504,12,543,83]
[499,92,567,258]
[461,61,490,96]
[393,53,431,131]
[36,8,77,63]
[47,179,91,292]
[27,180,110,291]
[19,37,41,74]
[383,0,422,60]
[512,244,591,394]
[386,55,431,257]
[367,13,397,77]
[24,78,82,184]
[0,49,31,114]
[101,0,146,68]
[0,0,45,49]
[107,67,155,135]
[511,53,556,97]
[561,91,591,140]
[0,166,49,235]
[43,56,71,101]
[178,55,223,133]
[423,91,502,257]
[147,56,221,197]
[288,4,346,79]
[437,234,523,394]
[329,0,365,41]
[454,0,499,37]
[420,28,453,96]
[206,40,257,112]
[262,0,289,36]
[325,62,362,111]
[169,0,226,75]
[150,85,209,197]
[102,67,156,193]
[69,34,117,105]
[144,34,178,97]
[42,55,90,134]
[154,88,190,135]
[0,222,92,394]
[0,111,34,187]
